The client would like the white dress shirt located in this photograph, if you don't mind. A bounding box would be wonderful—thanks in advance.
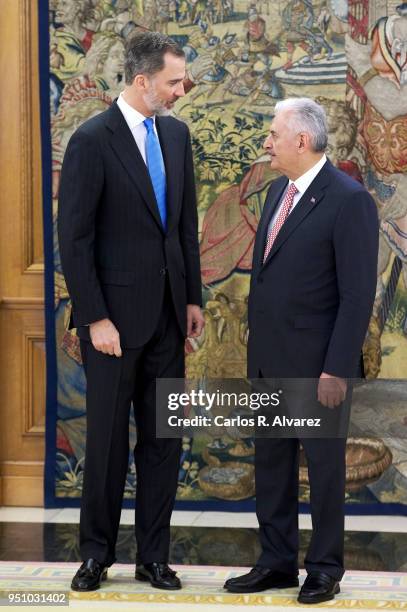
[116,93,164,173]
[267,154,327,232]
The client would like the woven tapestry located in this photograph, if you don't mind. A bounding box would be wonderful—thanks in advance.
[42,0,407,511]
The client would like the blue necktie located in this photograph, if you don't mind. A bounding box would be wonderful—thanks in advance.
[143,117,167,230]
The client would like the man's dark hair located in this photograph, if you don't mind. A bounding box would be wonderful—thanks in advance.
[124,31,184,85]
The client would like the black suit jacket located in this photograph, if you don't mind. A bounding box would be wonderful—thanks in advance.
[58,101,202,348]
[248,159,379,379]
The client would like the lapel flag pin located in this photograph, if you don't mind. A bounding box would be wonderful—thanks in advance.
[310,197,316,203]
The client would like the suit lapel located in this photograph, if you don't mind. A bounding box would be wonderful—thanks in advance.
[106,102,164,232]
[263,161,332,265]
[156,117,180,233]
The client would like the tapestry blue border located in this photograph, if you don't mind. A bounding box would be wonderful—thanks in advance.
[39,0,59,508]
[38,0,406,516]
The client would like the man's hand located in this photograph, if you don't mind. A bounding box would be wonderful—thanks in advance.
[318,372,347,409]
[89,318,122,357]
[187,305,205,338]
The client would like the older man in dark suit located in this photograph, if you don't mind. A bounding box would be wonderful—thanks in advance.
[58,31,203,592]
[224,98,378,603]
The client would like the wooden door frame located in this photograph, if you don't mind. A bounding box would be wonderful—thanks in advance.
[0,0,45,506]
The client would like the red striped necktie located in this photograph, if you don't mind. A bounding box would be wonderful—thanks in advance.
[263,183,298,262]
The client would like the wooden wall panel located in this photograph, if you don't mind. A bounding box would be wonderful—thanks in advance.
[20,0,44,275]
[0,0,45,506]
[22,332,46,437]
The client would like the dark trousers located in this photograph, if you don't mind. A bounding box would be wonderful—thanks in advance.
[255,436,346,580]
[79,291,183,566]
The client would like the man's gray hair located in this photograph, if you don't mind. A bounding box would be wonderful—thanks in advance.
[124,31,184,85]
[274,98,328,152]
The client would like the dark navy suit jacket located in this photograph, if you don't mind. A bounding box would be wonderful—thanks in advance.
[58,101,202,348]
[248,159,379,379]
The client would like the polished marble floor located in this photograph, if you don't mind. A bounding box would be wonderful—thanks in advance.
[2,508,407,531]
[0,510,406,571]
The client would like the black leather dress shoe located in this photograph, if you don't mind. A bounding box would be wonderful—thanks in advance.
[135,563,181,590]
[71,559,108,591]
[298,571,340,604]
[224,567,299,593]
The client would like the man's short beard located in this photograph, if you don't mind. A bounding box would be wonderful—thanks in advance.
[143,87,172,116]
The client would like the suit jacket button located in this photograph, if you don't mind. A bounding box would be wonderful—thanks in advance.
[160,268,167,276]
[258,277,264,284]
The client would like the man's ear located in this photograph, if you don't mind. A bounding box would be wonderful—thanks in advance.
[298,132,309,153]
[133,74,147,90]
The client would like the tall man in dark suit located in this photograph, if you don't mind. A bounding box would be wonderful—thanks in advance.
[224,98,378,603]
[58,31,204,592]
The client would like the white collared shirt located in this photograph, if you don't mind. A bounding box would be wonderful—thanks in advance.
[267,154,327,232]
[116,93,161,166]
